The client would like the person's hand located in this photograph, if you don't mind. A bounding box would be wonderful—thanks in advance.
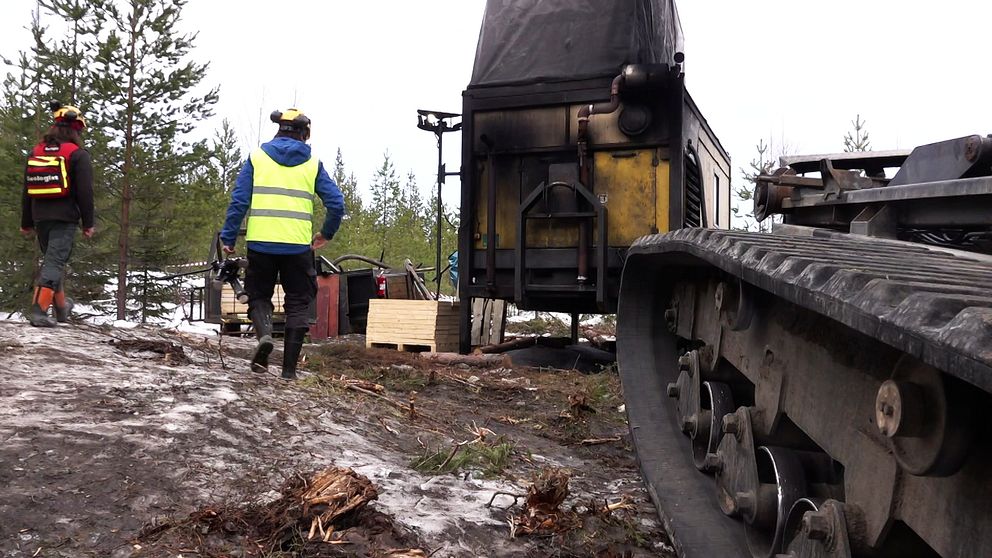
[82,227,95,239]
[19,227,33,237]
[222,245,236,255]
[311,232,327,250]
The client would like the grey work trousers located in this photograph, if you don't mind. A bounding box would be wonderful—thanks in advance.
[35,221,77,290]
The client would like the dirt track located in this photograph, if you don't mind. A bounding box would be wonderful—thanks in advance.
[0,320,673,557]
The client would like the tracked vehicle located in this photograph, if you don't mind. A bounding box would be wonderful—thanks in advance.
[617,141,992,557]
[456,1,992,556]
[456,0,730,352]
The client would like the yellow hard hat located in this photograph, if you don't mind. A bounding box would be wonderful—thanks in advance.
[270,108,311,134]
[50,100,86,130]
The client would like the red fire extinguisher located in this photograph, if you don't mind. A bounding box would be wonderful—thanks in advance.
[376,272,387,298]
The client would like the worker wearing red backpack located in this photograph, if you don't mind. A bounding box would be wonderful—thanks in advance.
[20,101,95,327]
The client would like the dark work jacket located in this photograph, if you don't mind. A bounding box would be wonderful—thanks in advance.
[21,144,95,229]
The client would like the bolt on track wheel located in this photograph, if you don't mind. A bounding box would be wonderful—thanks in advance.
[778,499,853,558]
[780,497,821,557]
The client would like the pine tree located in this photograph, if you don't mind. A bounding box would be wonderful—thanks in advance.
[213,118,242,194]
[88,0,218,320]
[0,77,39,312]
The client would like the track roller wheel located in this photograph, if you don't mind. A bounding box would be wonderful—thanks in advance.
[745,447,807,558]
[712,407,760,519]
[710,406,808,557]
[668,350,703,439]
[693,381,735,472]
[876,356,976,477]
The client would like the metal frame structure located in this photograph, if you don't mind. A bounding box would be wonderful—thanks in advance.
[456,72,730,352]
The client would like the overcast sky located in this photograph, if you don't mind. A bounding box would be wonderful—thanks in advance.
[3,0,991,209]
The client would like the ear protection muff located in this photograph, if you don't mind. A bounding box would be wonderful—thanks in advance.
[271,108,311,135]
[49,100,83,127]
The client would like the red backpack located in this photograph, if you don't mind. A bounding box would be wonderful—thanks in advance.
[25,141,78,199]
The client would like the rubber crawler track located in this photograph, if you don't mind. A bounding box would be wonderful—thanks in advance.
[630,228,992,392]
[617,228,992,558]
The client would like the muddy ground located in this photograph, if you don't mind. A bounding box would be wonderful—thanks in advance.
[0,320,674,557]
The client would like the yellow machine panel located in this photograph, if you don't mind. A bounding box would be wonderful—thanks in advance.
[474,161,521,250]
[594,150,670,244]
[475,151,673,251]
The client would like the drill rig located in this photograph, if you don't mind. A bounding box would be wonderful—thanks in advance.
[617,138,992,557]
[455,1,992,557]
[456,0,731,353]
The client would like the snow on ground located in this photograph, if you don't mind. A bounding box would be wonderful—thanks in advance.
[6,274,219,338]
[0,320,535,556]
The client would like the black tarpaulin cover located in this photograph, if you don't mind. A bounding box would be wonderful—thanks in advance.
[469,0,683,88]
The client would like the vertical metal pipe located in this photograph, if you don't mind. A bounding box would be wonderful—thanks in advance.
[575,74,623,286]
[457,106,474,355]
[486,148,497,290]
[578,220,590,283]
[435,133,444,298]
[578,124,592,285]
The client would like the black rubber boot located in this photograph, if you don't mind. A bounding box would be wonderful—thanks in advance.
[249,307,274,373]
[54,296,74,323]
[28,287,56,328]
[28,305,56,328]
[281,327,307,380]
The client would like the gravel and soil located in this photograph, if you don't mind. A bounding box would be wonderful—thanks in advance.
[0,320,674,557]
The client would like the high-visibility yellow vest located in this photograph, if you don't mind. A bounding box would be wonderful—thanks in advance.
[246,148,318,245]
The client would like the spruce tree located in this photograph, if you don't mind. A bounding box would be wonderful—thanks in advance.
[843,114,871,153]
[321,149,365,262]
[394,171,430,268]
[369,153,401,260]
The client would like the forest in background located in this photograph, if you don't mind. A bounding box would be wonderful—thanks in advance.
[0,1,870,325]
[0,0,457,322]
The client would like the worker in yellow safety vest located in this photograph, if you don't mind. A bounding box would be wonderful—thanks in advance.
[220,108,345,380]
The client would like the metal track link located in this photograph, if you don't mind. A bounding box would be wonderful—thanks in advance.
[629,228,992,393]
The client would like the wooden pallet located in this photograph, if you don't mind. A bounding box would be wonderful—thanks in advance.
[366,299,460,353]
[219,284,285,315]
[368,341,443,353]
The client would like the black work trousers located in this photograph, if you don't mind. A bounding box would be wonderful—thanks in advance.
[244,249,316,330]
[36,220,76,290]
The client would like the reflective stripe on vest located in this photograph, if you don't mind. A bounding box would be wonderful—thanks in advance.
[245,148,318,245]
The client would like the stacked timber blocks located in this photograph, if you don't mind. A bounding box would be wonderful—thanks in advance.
[366,300,460,353]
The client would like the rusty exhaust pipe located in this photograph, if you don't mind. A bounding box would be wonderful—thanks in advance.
[575,74,623,285]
